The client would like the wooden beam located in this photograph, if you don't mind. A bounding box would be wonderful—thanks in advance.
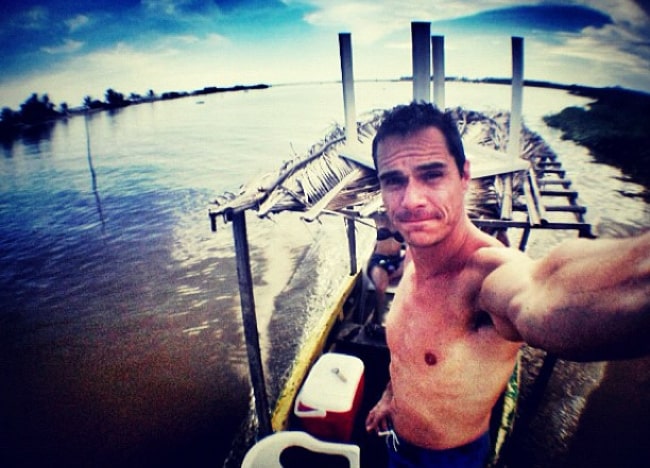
[339,33,358,145]
[232,210,272,436]
[432,35,445,109]
[412,22,431,102]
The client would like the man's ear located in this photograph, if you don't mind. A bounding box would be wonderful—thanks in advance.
[461,160,471,189]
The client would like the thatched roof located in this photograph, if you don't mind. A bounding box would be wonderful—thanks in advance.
[208,107,570,227]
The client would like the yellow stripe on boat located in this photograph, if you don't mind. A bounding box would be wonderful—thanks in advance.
[271,271,361,431]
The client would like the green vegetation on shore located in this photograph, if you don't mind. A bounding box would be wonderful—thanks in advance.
[0,83,270,143]
[543,87,650,199]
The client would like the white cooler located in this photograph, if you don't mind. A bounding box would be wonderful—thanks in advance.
[294,353,365,442]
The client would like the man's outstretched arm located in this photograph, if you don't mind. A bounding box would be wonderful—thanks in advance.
[478,231,650,361]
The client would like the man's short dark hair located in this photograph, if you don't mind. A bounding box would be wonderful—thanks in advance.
[371,101,466,175]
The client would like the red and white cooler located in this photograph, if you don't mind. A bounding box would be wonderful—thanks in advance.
[294,352,365,442]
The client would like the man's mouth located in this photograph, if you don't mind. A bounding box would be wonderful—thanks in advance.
[395,208,443,224]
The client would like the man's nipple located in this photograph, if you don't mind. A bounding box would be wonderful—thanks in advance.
[424,351,437,366]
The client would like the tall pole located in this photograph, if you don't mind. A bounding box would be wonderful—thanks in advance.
[339,33,358,145]
[501,37,524,221]
[345,217,357,276]
[411,22,431,102]
[231,209,272,436]
[432,35,445,110]
[509,37,524,162]
[339,33,361,276]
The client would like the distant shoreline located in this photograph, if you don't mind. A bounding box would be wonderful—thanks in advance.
[69,83,272,115]
[0,83,271,143]
[3,80,649,201]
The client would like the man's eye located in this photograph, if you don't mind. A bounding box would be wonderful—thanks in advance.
[382,176,404,187]
[423,171,443,181]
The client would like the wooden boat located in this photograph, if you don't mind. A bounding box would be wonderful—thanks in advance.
[208,23,594,467]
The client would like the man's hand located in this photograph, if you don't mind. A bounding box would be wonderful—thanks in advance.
[365,383,393,433]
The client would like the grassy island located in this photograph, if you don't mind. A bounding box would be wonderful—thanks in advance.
[543,87,650,199]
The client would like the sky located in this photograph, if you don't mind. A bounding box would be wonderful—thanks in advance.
[1,0,649,109]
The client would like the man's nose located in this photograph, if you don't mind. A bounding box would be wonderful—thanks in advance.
[401,180,426,208]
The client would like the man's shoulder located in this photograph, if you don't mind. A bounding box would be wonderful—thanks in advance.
[463,229,509,263]
[471,225,509,249]
[469,244,528,274]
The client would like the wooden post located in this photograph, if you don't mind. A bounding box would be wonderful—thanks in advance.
[501,37,524,221]
[411,22,431,102]
[432,35,445,110]
[345,216,357,276]
[339,33,358,145]
[509,37,524,162]
[231,209,272,436]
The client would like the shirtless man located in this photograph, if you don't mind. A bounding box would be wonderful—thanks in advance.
[364,102,650,467]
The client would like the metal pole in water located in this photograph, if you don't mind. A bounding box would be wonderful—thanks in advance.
[231,209,272,436]
[339,33,358,145]
[432,35,445,110]
[411,22,431,103]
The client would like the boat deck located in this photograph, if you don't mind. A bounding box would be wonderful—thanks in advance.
[472,143,594,246]
[216,121,595,466]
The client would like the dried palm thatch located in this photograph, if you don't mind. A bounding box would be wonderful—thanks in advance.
[209,107,554,223]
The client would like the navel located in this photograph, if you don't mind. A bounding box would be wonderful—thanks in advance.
[424,351,437,366]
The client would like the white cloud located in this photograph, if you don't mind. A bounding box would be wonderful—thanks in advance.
[161,34,202,45]
[577,1,650,56]
[205,33,229,46]
[296,0,650,47]
[18,6,50,30]
[556,27,641,67]
[41,39,84,54]
[2,0,650,110]
[531,0,650,90]
[142,0,181,15]
[152,32,228,47]
[296,0,542,44]
[574,0,648,27]
[303,3,399,44]
[141,0,215,17]
[0,35,243,107]
[212,0,650,91]
[543,26,650,87]
[65,14,90,32]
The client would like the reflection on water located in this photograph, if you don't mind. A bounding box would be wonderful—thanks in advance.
[0,83,648,467]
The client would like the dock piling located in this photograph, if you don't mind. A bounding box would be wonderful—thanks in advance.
[339,33,358,145]
[232,210,272,437]
[411,22,431,103]
[432,35,445,110]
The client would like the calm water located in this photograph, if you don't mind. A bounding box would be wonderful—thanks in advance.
[1,82,648,467]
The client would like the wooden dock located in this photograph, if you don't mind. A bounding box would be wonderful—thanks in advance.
[473,145,594,251]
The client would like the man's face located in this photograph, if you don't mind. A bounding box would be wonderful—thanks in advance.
[376,126,470,248]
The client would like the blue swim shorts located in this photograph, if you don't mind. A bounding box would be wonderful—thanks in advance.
[385,430,490,468]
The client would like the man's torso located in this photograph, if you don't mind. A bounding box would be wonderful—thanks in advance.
[385,243,521,449]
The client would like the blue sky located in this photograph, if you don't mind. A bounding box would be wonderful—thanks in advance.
[1,0,649,109]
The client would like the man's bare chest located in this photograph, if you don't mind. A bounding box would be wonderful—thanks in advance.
[385,273,499,365]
